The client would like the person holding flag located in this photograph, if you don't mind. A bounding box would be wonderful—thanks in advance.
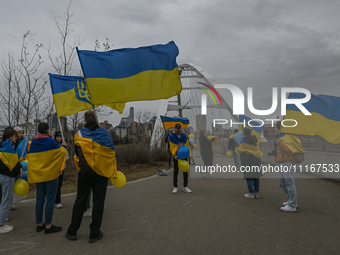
[65,111,117,243]
[0,129,23,233]
[169,123,192,194]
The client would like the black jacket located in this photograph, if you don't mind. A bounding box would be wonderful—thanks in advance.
[0,157,21,178]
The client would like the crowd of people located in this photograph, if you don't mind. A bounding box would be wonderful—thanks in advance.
[1,116,303,241]
[0,111,116,243]
[166,121,303,213]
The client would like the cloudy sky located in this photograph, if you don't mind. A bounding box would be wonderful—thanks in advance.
[1,0,340,126]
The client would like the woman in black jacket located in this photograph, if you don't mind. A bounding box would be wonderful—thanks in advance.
[199,129,217,176]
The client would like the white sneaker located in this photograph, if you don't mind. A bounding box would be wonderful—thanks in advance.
[183,187,192,193]
[282,201,298,208]
[54,203,63,209]
[280,204,297,212]
[254,193,260,198]
[0,224,14,233]
[244,193,255,199]
[83,208,92,217]
[172,187,178,194]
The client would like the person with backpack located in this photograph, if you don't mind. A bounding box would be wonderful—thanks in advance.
[274,121,305,212]
[228,129,240,169]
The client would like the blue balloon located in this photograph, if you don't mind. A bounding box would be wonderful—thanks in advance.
[177,146,190,159]
[21,161,28,172]
[234,132,245,144]
[189,138,195,144]
[21,171,28,182]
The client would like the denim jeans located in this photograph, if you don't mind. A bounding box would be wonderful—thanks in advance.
[278,161,297,208]
[232,150,241,169]
[35,178,59,225]
[0,174,15,225]
[246,178,260,194]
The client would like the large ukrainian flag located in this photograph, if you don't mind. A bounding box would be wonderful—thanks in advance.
[74,127,117,178]
[281,93,340,144]
[27,138,67,183]
[239,115,265,139]
[0,139,19,171]
[76,41,182,105]
[160,116,189,130]
[49,74,125,117]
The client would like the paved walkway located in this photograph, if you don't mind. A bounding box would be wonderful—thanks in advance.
[1,153,340,255]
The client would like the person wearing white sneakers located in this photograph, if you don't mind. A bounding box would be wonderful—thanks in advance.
[0,128,23,233]
[238,128,263,199]
[169,123,192,194]
[274,121,304,212]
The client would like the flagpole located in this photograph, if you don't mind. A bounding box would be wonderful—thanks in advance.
[57,117,65,141]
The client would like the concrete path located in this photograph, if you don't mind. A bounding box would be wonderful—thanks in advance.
[1,153,340,255]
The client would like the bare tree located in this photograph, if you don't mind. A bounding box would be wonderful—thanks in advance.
[17,31,47,134]
[45,0,84,135]
[136,110,152,124]
[0,52,20,126]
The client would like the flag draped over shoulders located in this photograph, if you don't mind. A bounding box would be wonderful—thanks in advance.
[77,41,182,105]
[49,74,125,117]
[0,139,19,171]
[238,138,263,158]
[169,133,191,158]
[278,134,305,154]
[27,137,66,183]
[74,127,117,178]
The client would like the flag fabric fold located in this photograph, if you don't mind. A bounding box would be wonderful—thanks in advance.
[27,138,67,183]
[74,128,117,178]
[49,74,125,117]
[281,93,340,144]
[238,115,265,139]
[0,139,19,171]
[160,116,190,130]
[77,41,182,105]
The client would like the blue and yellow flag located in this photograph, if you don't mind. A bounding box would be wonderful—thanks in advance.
[238,139,263,158]
[169,133,191,158]
[278,134,305,154]
[16,135,29,162]
[239,115,265,139]
[160,116,190,130]
[77,41,182,105]
[74,128,117,178]
[49,74,125,117]
[27,138,67,183]
[281,93,340,144]
[0,139,19,171]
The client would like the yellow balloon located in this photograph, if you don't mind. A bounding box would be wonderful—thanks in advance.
[227,151,232,157]
[14,179,29,196]
[178,159,190,172]
[189,134,194,139]
[111,171,126,188]
[193,143,196,149]
[235,147,240,155]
